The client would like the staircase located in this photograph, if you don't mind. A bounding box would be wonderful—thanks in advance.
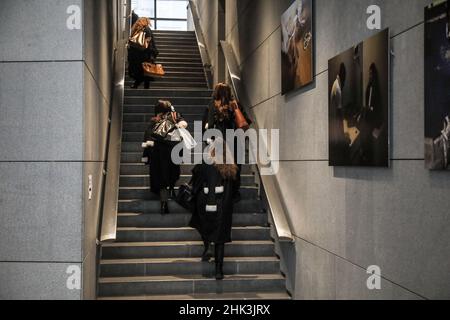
[97,30,290,300]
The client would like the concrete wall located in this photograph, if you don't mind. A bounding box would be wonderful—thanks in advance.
[0,0,125,300]
[195,0,450,299]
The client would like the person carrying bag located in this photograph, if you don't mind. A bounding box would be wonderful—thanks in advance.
[141,101,188,214]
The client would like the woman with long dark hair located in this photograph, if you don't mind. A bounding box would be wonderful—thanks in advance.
[203,83,248,202]
[128,17,159,89]
[190,140,238,280]
[142,100,187,214]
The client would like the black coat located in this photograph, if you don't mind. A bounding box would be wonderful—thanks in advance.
[142,112,184,194]
[189,164,235,244]
[128,26,159,81]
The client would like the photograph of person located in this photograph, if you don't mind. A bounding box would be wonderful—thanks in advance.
[425,0,450,170]
[328,29,390,167]
[281,0,314,95]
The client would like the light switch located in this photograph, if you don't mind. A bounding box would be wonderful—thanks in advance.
[88,175,93,200]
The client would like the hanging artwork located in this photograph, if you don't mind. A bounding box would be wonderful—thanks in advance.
[425,0,450,170]
[281,0,314,95]
[328,29,390,167]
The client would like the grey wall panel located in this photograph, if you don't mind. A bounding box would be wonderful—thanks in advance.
[0,62,84,161]
[277,161,450,299]
[0,0,82,62]
[314,0,429,74]
[83,0,114,108]
[0,262,82,300]
[0,162,82,262]
[83,64,109,162]
[295,238,422,300]
[82,245,97,300]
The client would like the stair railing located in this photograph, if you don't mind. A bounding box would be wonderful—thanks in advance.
[99,3,130,243]
[220,41,294,243]
[187,0,214,89]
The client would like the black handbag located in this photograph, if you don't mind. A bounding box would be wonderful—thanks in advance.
[151,112,180,142]
[176,184,194,211]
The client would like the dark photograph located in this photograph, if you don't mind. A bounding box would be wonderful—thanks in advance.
[281,0,314,95]
[328,29,390,167]
[425,0,450,170]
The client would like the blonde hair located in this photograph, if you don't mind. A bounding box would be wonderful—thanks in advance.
[131,17,151,36]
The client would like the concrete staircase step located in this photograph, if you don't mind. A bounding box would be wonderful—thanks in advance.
[117,213,269,229]
[116,226,270,242]
[157,52,201,58]
[156,44,199,50]
[153,31,195,36]
[98,291,290,300]
[121,132,203,144]
[98,273,285,297]
[120,163,254,175]
[99,257,280,277]
[125,76,206,84]
[120,151,192,163]
[101,241,275,259]
[124,96,211,105]
[122,113,205,123]
[122,104,206,114]
[119,186,258,200]
[119,174,256,188]
[117,199,264,214]
[124,88,212,97]
[125,81,208,89]
[123,103,207,110]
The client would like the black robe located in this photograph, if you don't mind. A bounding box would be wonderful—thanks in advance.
[202,100,253,196]
[189,164,235,244]
[142,112,184,194]
[128,26,159,83]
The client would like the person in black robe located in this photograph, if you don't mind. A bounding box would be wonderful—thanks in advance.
[190,140,238,280]
[142,100,188,214]
[203,83,252,203]
[128,17,159,89]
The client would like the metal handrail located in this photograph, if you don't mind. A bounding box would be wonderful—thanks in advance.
[220,40,294,243]
[99,4,130,243]
[187,0,214,89]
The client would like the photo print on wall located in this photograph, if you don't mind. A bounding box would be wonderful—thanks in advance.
[425,0,450,170]
[328,29,390,167]
[281,0,314,95]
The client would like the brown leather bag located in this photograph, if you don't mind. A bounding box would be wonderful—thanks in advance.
[232,101,250,131]
[142,62,165,77]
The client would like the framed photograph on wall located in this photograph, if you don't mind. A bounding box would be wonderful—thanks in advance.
[328,29,390,167]
[425,0,450,171]
[281,0,314,95]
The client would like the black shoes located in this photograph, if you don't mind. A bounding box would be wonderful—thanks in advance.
[161,201,169,215]
[215,262,224,280]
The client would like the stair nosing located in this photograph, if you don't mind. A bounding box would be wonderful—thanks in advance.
[102,240,274,248]
[98,273,284,284]
[100,256,279,265]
